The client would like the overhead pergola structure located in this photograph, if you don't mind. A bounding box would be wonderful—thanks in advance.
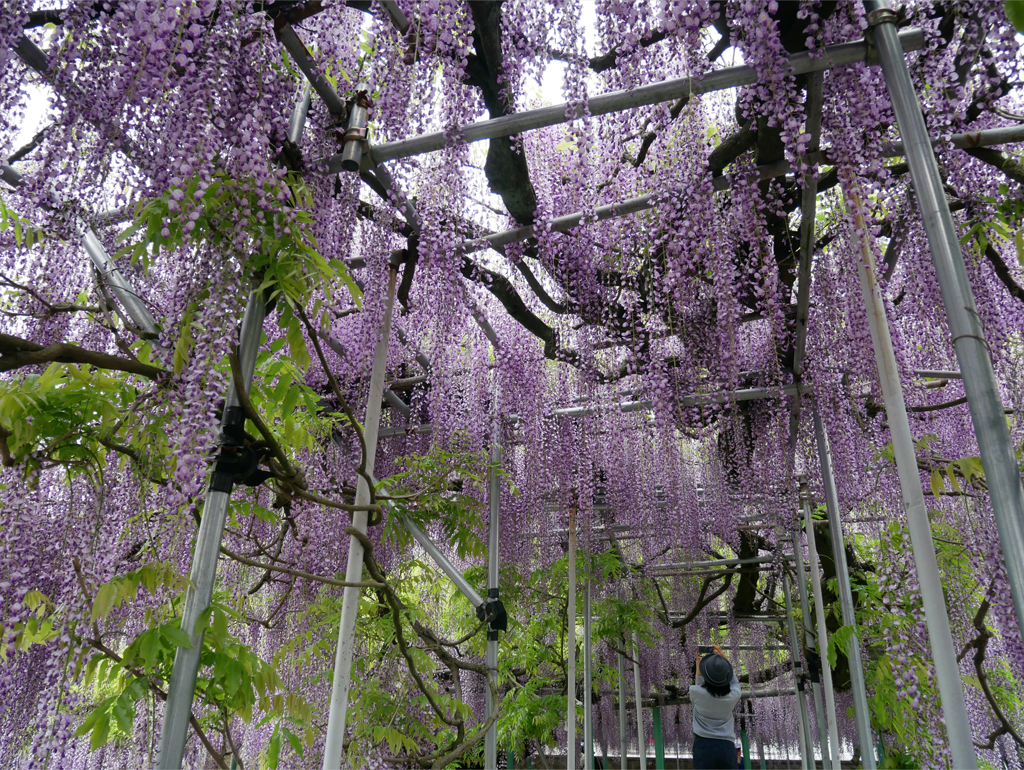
[4,1,1024,769]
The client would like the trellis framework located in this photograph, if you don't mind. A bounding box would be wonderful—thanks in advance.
[3,1,1024,768]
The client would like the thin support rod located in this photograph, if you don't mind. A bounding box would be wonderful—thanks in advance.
[791,69,824,383]
[653,555,778,570]
[783,572,813,770]
[83,228,160,339]
[401,513,483,608]
[2,162,160,340]
[378,0,410,32]
[383,388,411,418]
[377,386,808,437]
[804,496,840,769]
[287,83,313,144]
[484,440,502,769]
[628,689,798,709]
[617,650,628,770]
[812,410,875,769]
[793,528,830,770]
[567,509,577,770]
[156,290,266,769]
[584,571,594,770]
[632,632,646,769]
[321,266,399,770]
[277,24,346,117]
[843,172,976,766]
[453,121,1024,255]
[868,0,1024,667]
[286,83,309,144]
[787,69,824,467]
[356,29,925,165]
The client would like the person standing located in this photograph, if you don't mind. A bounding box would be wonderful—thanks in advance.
[690,645,742,769]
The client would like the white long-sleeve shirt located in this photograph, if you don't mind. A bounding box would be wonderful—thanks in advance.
[689,671,741,741]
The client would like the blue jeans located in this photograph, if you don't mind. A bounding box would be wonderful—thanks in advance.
[693,735,738,769]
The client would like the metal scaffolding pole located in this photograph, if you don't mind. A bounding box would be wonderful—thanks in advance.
[867,0,1024,672]
[567,510,577,770]
[277,24,346,117]
[485,440,502,768]
[321,262,400,770]
[155,289,267,769]
[632,632,646,769]
[154,74,319,769]
[401,513,484,608]
[457,123,1024,255]
[812,411,875,769]
[793,521,830,770]
[783,572,813,770]
[843,170,976,766]
[804,496,840,769]
[352,29,924,167]
[626,689,799,709]
[378,385,807,438]
[1,163,161,340]
[584,573,594,770]
[618,649,628,770]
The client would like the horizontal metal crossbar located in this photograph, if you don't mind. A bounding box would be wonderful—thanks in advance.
[652,555,792,571]
[347,29,925,167]
[377,385,808,437]
[466,124,1024,253]
[608,687,798,710]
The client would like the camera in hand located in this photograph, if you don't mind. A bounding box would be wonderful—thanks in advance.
[699,645,714,654]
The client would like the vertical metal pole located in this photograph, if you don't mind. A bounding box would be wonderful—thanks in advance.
[813,410,875,769]
[783,572,813,770]
[810,664,829,770]
[675,709,682,770]
[842,170,977,767]
[156,291,267,768]
[618,651,628,770]
[741,724,752,770]
[602,720,610,770]
[485,440,502,769]
[567,509,577,770]
[805,503,841,767]
[793,516,831,770]
[652,705,665,770]
[866,0,1024,654]
[321,265,399,770]
[287,83,312,144]
[632,632,646,768]
[584,573,594,770]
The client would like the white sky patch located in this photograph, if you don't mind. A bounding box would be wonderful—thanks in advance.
[10,82,50,156]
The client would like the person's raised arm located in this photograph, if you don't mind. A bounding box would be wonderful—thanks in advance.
[712,645,741,695]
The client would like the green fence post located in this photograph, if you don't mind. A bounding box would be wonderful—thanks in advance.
[741,725,752,770]
[652,706,665,769]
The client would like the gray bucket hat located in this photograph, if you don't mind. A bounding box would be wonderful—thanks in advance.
[699,653,733,686]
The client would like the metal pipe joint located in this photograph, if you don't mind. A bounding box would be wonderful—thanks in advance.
[340,92,371,172]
